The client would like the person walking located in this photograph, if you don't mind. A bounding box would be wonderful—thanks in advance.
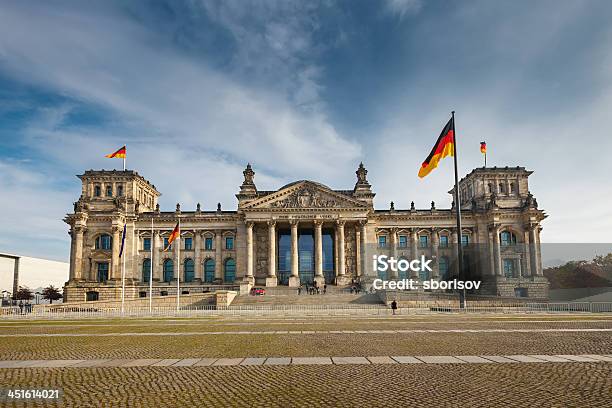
[391,300,398,315]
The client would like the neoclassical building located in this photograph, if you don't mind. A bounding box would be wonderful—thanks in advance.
[63,163,548,302]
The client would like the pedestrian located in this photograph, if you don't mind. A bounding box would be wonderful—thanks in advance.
[298,286,301,295]
[391,300,398,315]
[18,301,23,314]
[323,284,327,294]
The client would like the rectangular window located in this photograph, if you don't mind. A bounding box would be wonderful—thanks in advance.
[164,237,171,250]
[184,237,193,250]
[97,262,109,283]
[205,237,213,250]
[419,235,428,248]
[225,237,234,250]
[143,238,151,251]
[439,236,449,248]
[94,185,101,197]
[398,235,407,248]
[117,184,124,197]
[503,259,516,278]
[106,185,113,197]
[378,236,387,248]
[461,235,470,246]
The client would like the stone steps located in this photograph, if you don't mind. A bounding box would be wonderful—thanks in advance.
[232,293,383,305]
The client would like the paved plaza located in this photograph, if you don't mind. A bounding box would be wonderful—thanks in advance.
[0,314,610,407]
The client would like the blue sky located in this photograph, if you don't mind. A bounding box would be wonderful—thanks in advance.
[1,0,612,261]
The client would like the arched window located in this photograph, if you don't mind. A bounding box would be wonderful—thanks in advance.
[487,183,493,194]
[204,259,215,283]
[499,183,505,194]
[142,259,151,283]
[94,185,101,197]
[224,258,236,283]
[106,185,113,197]
[163,259,173,282]
[500,231,517,246]
[117,184,124,197]
[95,234,112,250]
[184,259,195,282]
[509,182,516,194]
[439,256,449,280]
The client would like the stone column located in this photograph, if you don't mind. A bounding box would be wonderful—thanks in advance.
[314,220,325,287]
[289,220,300,287]
[410,228,419,279]
[266,220,277,287]
[111,224,121,280]
[390,228,399,279]
[492,225,502,276]
[529,226,541,276]
[431,228,440,279]
[245,222,255,284]
[536,227,543,276]
[355,226,361,278]
[73,226,85,281]
[522,230,532,277]
[360,220,368,278]
[336,220,350,285]
[215,230,222,282]
[194,231,202,282]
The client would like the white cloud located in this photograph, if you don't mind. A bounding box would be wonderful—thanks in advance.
[384,0,423,19]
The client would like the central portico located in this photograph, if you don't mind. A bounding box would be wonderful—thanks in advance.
[238,171,375,287]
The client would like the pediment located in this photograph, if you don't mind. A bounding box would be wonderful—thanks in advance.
[243,181,367,210]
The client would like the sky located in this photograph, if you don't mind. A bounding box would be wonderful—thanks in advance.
[1,0,611,262]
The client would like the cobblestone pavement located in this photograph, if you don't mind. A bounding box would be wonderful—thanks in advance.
[1,364,610,407]
[0,314,610,407]
[0,331,610,360]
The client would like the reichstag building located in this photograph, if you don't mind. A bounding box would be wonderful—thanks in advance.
[63,163,548,302]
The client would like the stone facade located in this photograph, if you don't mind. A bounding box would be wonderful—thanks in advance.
[63,163,548,302]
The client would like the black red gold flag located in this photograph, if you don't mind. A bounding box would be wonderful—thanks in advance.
[418,117,455,178]
[165,222,180,251]
[105,146,126,159]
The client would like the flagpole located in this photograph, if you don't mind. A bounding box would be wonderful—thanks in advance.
[451,111,465,308]
[123,144,126,171]
[177,219,181,312]
[484,152,487,167]
[149,217,153,314]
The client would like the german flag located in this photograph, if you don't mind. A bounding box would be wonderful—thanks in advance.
[165,222,180,251]
[418,117,455,178]
[480,141,487,154]
[105,145,126,159]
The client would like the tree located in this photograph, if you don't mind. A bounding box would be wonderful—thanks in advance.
[42,285,63,304]
[14,287,33,301]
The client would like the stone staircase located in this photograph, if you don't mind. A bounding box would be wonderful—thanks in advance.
[231,291,383,306]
